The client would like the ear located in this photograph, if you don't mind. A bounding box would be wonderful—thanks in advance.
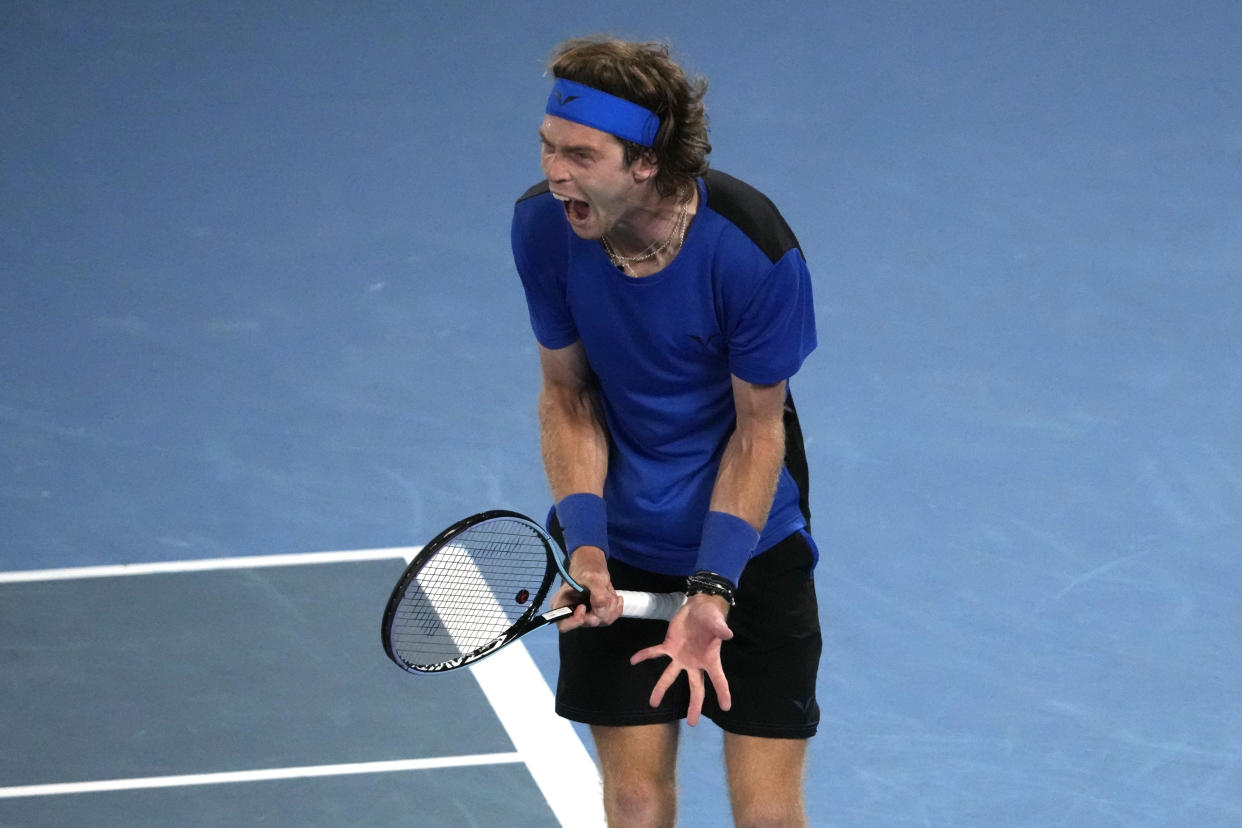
[630,150,659,184]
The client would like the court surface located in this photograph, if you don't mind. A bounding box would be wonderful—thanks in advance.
[3,2,1240,826]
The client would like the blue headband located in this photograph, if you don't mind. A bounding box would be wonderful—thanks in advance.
[545,78,660,147]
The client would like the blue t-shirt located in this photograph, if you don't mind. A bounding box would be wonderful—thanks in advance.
[512,170,817,577]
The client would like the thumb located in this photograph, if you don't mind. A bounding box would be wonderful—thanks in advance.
[629,644,668,666]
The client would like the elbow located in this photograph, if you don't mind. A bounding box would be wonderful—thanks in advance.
[735,415,785,454]
[539,379,600,426]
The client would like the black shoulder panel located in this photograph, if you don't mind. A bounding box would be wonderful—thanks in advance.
[517,180,550,203]
[702,169,801,264]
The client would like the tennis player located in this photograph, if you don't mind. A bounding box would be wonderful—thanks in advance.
[511,37,820,827]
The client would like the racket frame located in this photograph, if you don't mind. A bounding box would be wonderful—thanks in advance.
[382,510,574,674]
[381,509,684,675]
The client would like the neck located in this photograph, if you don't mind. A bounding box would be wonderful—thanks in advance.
[606,184,692,255]
[602,184,697,275]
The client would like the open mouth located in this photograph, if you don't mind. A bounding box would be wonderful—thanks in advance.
[552,192,591,224]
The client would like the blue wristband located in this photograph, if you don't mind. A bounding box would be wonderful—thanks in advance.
[555,493,610,556]
[695,511,760,586]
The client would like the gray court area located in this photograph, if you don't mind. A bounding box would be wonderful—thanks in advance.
[3,1,1241,825]
[1,561,558,827]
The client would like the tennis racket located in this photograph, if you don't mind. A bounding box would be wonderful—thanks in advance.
[381,510,687,674]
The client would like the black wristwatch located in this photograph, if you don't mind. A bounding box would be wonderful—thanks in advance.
[684,570,736,606]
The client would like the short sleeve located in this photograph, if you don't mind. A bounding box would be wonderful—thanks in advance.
[511,193,579,349]
[727,248,817,384]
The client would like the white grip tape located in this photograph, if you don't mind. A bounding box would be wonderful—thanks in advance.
[617,590,687,621]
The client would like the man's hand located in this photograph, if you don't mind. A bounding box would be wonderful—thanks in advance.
[629,593,733,725]
[552,545,623,630]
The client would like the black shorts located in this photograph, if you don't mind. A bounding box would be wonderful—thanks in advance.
[555,530,822,739]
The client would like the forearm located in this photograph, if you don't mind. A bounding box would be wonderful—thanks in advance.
[708,414,785,530]
[697,378,789,586]
[538,372,619,622]
[538,382,609,501]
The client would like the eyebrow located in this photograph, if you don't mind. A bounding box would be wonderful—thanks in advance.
[538,128,600,157]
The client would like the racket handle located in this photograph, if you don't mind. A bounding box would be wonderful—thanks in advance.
[617,590,687,621]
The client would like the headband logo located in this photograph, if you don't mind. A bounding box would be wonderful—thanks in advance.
[555,91,579,104]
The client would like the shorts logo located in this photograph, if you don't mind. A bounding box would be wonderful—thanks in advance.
[689,332,720,347]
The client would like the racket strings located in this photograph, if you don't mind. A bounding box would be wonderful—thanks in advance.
[389,519,554,668]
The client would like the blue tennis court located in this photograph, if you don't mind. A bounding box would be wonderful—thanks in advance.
[3,2,1240,825]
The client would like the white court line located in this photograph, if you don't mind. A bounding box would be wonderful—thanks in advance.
[0,548,420,583]
[418,551,606,827]
[0,755,521,800]
[0,550,605,826]
[472,647,606,827]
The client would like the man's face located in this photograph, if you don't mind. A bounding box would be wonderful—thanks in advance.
[539,115,652,239]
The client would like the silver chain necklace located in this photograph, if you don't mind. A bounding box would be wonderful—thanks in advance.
[601,198,690,273]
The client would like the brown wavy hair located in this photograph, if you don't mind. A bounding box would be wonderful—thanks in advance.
[549,37,711,198]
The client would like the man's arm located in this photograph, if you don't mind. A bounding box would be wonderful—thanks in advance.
[538,341,608,498]
[631,375,788,725]
[709,375,788,531]
[537,342,622,626]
